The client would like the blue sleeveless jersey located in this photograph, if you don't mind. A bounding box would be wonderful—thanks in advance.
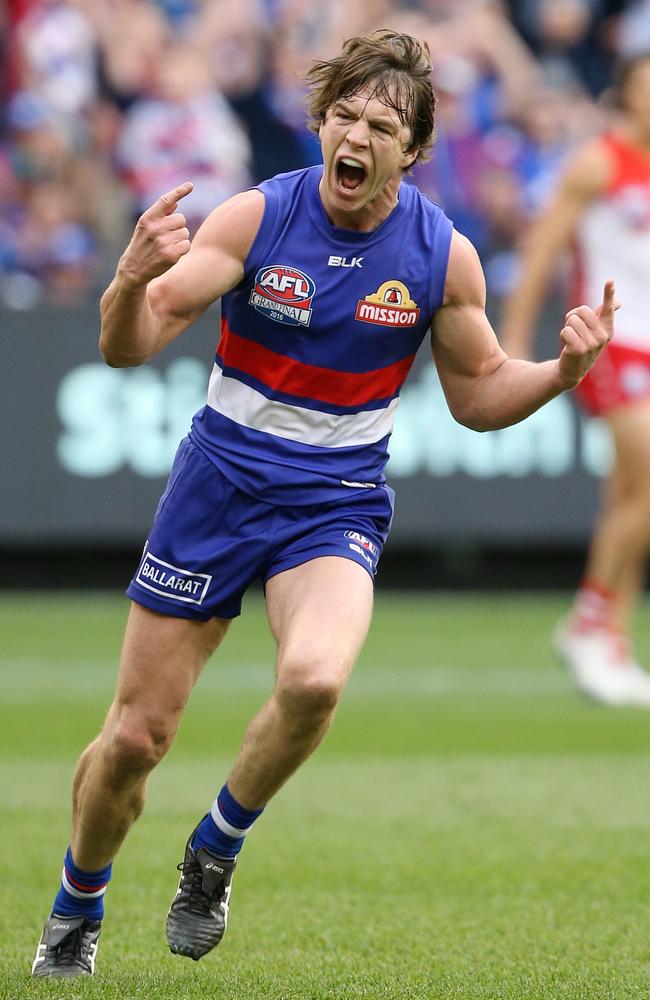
[190,165,453,504]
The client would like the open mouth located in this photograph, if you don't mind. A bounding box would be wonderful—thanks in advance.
[336,157,367,192]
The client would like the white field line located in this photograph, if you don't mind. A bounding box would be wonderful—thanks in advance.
[0,660,569,698]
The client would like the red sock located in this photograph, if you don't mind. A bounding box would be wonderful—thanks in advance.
[571,579,617,634]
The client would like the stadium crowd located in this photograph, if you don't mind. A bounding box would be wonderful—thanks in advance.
[0,0,647,308]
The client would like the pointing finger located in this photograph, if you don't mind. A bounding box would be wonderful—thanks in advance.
[594,281,621,319]
[143,182,194,220]
[601,279,616,316]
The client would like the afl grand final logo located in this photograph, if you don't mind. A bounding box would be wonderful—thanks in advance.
[355,280,420,328]
[249,265,316,327]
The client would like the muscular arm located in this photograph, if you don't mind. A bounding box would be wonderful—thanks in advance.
[432,231,615,432]
[499,141,611,358]
[99,186,264,367]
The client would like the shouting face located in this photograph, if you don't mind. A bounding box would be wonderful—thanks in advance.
[318,85,418,231]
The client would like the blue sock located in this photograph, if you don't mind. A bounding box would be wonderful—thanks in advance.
[51,848,112,921]
[191,784,264,860]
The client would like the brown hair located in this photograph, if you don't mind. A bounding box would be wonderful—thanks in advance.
[304,29,436,164]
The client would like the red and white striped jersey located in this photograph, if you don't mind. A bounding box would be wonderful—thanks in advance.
[574,134,650,350]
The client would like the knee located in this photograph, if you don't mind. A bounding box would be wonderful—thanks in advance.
[103,709,175,777]
[276,656,346,719]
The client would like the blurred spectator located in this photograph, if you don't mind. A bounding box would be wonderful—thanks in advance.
[115,40,251,229]
[85,0,170,110]
[0,178,98,309]
[513,78,601,216]
[194,0,270,101]
[6,90,69,183]
[72,98,133,250]
[506,0,615,95]
[0,0,642,307]
[192,0,308,179]
[0,89,99,308]
[408,2,543,294]
[617,1,650,55]
[153,0,199,28]
[0,4,10,103]
[14,0,98,120]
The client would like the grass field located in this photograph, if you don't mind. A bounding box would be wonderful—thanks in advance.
[2,590,650,1000]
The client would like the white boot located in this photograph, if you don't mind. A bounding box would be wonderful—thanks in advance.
[553,619,650,707]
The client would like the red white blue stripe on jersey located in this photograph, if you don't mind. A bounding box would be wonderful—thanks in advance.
[206,364,400,448]
[210,314,411,448]
[217,317,415,409]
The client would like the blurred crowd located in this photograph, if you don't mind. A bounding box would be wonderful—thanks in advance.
[1,0,648,308]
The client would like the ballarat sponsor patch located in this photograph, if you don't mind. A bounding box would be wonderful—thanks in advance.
[135,550,212,605]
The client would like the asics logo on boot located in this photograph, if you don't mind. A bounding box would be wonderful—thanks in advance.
[204,862,224,873]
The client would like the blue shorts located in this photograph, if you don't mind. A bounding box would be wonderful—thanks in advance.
[127,436,395,621]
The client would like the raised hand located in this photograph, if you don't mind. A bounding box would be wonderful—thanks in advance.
[118,182,194,288]
[558,280,618,388]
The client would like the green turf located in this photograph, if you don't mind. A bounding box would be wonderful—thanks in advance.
[2,591,650,999]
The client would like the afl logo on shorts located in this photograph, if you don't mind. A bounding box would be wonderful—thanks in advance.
[249,265,316,327]
[355,279,420,328]
[344,530,379,557]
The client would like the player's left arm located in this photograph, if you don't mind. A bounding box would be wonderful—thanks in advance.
[431,230,616,431]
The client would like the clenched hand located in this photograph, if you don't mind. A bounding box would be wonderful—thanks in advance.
[558,279,618,388]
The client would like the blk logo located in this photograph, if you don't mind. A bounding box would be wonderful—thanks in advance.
[328,256,363,268]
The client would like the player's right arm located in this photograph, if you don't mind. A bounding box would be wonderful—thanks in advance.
[499,141,612,359]
[99,183,265,367]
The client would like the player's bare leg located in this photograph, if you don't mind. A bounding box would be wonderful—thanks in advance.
[166,556,374,959]
[555,399,650,704]
[585,463,637,631]
[33,603,229,977]
[585,401,650,625]
[229,556,374,806]
[71,603,229,867]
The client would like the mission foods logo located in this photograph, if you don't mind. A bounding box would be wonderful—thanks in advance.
[250,265,315,327]
[355,280,420,328]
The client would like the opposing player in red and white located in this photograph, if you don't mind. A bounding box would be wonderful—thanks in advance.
[501,53,650,706]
